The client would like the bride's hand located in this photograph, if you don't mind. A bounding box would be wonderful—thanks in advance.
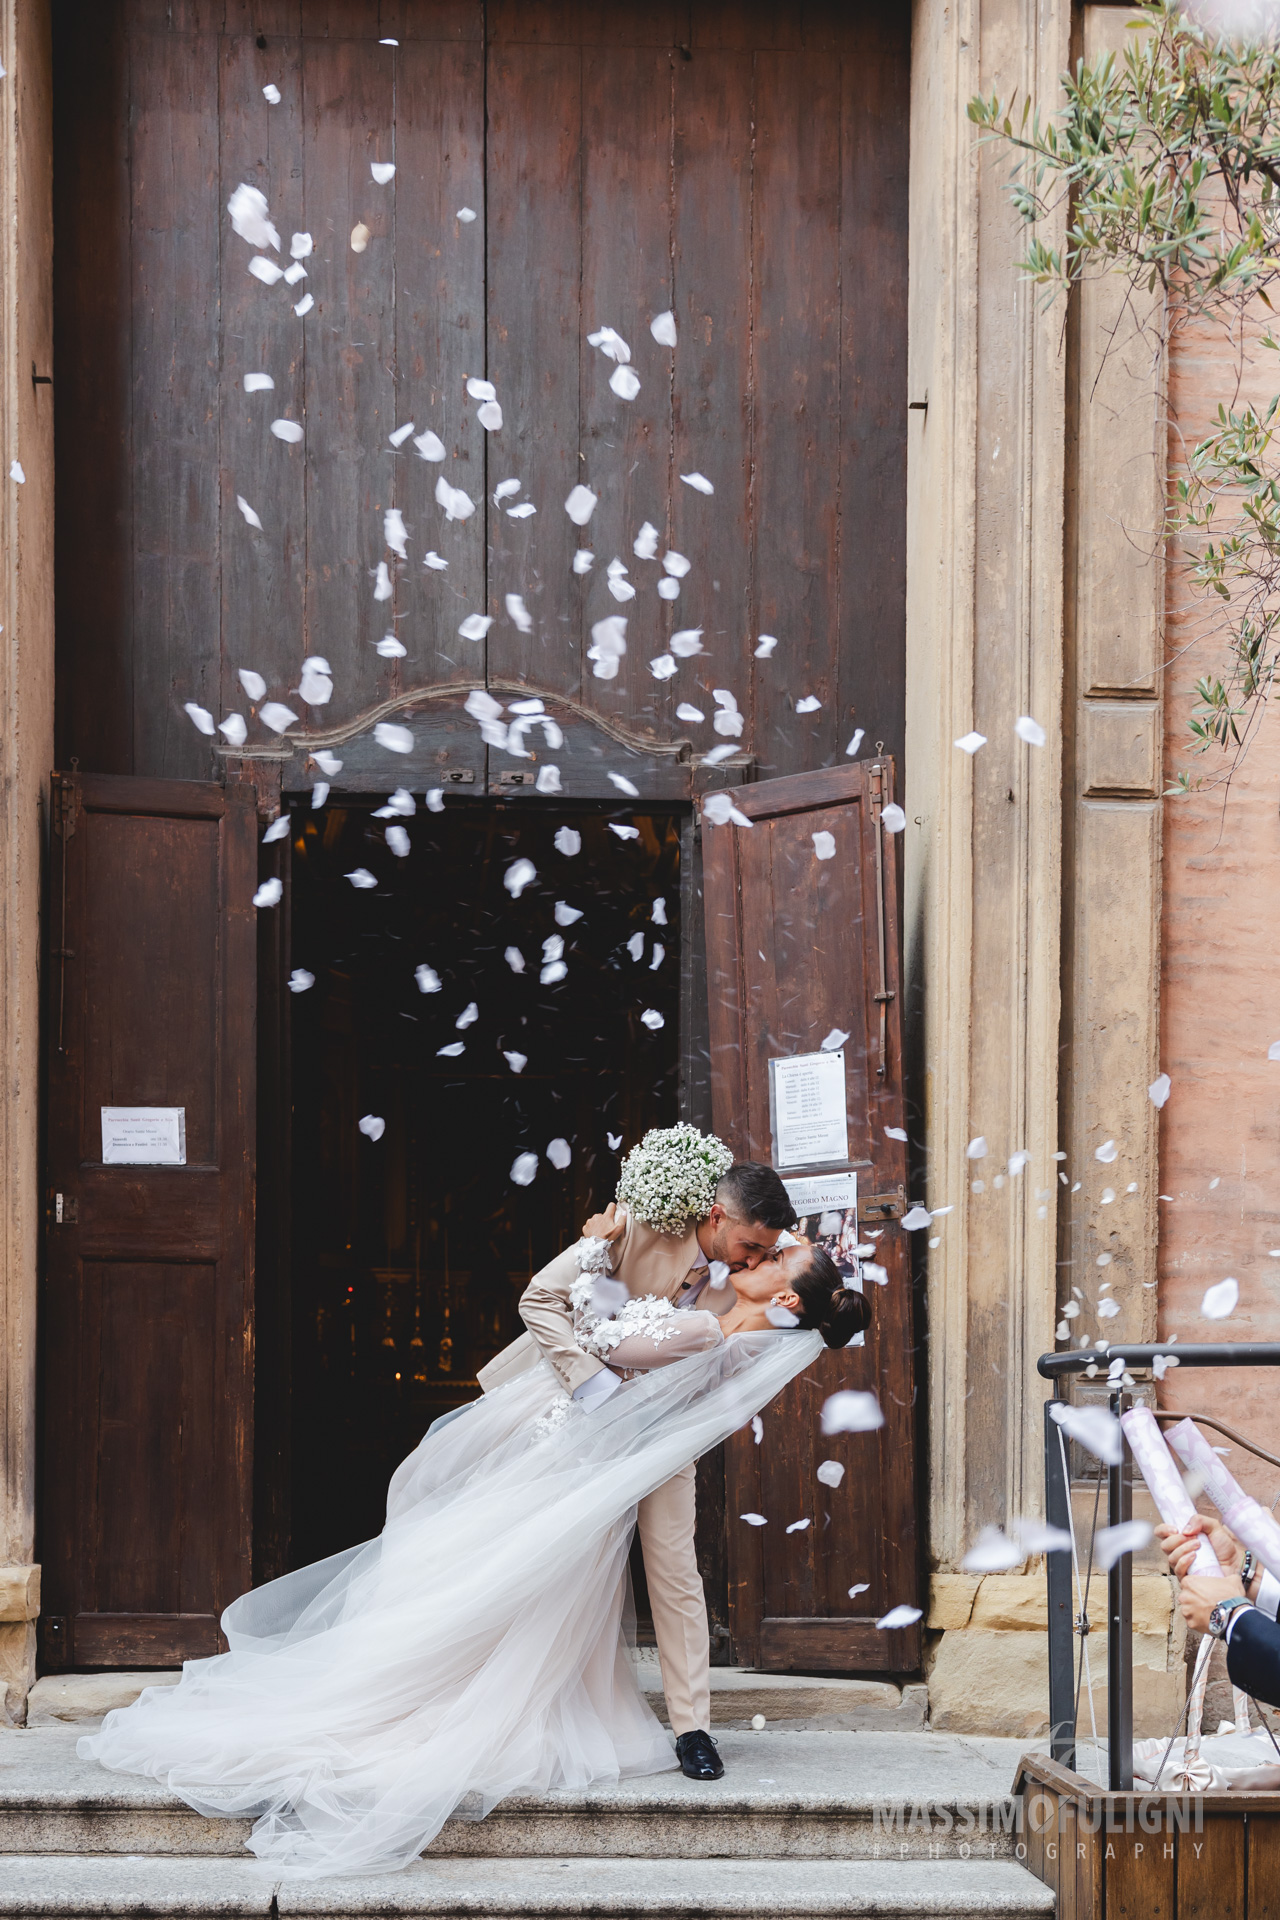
[582,1201,627,1243]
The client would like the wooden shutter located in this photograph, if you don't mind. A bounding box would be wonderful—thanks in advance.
[40,773,257,1669]
[702,760,919,1672]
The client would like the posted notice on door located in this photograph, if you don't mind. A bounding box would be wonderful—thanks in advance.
[767,1050,849,1169]
[100,1107,187,1166]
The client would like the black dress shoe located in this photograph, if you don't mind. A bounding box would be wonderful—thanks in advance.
[675,1729,724,1780]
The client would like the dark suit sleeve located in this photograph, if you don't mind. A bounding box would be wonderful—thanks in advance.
[1225,1606,1280,1708]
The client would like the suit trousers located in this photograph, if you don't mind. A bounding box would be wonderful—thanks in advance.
[636,1460,711,1735]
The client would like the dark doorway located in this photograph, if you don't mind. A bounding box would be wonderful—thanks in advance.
[286,798,681,1569]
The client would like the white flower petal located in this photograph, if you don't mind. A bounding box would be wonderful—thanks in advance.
[681,471,714,494]
[370,161,396,184]
[253,878,283,908]
[795,695,821,714]
[511,1151,539,1186]
[458,613,494,641]
[1201,1276,1239,1320]
[504,857,537,899]
[881,803,906,832]
[243,373,274,393]
[374,722,413,754]
[650,310,678,347]
[260,701,298,733]
[955,731,987,754]
[415,430,446,462]
[293,294,314,317]
[385,824,410,858]
[876,1605,923,1631]
[270,418,303,443]
[288,969,314,993]
[227,182,280,252]
[609,364,641,401]
[555,827,582,857]
[669,628,703,657]
[457,207,478,223]
[1015,714,1047,747]
[547,1137,572,1170]
[812,830,836,860]
[821,1390,884,1434]
[219,712,247,747]
[262,83,282,104]
[649,654,677,681]
[641,1009,665,1030]
[290,232,312,259]
[565,484,598,526]
[477,399,503,431]
[1149,1073,1171,1108]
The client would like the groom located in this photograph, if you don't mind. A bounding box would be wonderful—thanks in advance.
[476,1161,798,1780]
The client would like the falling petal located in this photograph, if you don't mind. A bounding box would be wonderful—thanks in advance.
[283,262,307,285]
[311,782,329,809]
[506,593,533,633]
[534,765,561,794]
[435,475,475,521]
[767,1305,800,1328]
[1095,1520,1152,1572]
[1048,1400,1122,1464]
[457,207,477,222]
[243,373,274,393]
[238,669,267,702]
[1201,1276,1239,1320]
[967,1137,987,1159]
[1095,1139,1118,1163]
[820,1029,850,1052]
[313,750,342,775]
[955,731,987,754]
[235,495,264,532]
[608,772,640,797]
[385,824,410,858]
[740,1513,767,1527]
[849,1584,870,1600]
[374,722,413,753]
[632,522,659,561]
[288,969,314,993]
[1015,714,1047,747]
[649,944,665,971]
[9,460,24,484]
[650,655,677,681]
[358,1114,386,1141]
[565,484,598,526]
[845,730,865,758]
[816,1460,845,1488]
[609,364,641,401]
[504,857,537,899]
[290,232,312,260]
[459,614,493,641]
[262,815,291,845]
[503,1050,527,1074]
[962,1527,1023,1573]
[454,1002,479,1030]
[681,472,714,495]
[263,83,282,104]
[547,1137,572,1170]
[372,561,393,602]
[555,827,582,857]
[438,1041,465,1058]
[901,1206,932,1231]
[1149,1073,1171,1108]
[876,1605,923,1631]
[640,1009,664,1030]
[477,399,503,431]
[415,430,446,462]
[795,695,821,714]
[183,701,215,736]
[650,310,678,347]
[345,868,377,890]
[253,878,283,908]
[607,1132,623,1151]
[377,634,407,658]
[812,830,836,860]
[219,713,247,747]
[662,552,691,579]
[494,480,521,505]
[669,629,703,657]
[587,325,630,362]
[1097,1297,1121,1319]
[384,508,409,557]
[885,1126,907,1141]
[785,1517,811,1533]
[297,657,333,705]
[371,161,396,184]
[466,378,496,402]
[424,551,448,570]
[610,823,640,841]
[511,1151,539,1186]
[555,902,584,927]
[881,803,907,832]
[656,578,680,601]
[821,1390,884,1434]
[415,965,441,994]
[293,294,314,318]
[572,549,594,574]
[270,418,303,444]
[588,615,628,681]
[260,701,298,733]
[227,183,280,251]
[507,502,536,519]
[608,574,636,604]
[755,635,777,659]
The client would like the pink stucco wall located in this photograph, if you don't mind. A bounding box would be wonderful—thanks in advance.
[1159,313,1280,1497]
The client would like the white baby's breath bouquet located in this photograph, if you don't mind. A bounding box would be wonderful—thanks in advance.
[614,1123,734,1236]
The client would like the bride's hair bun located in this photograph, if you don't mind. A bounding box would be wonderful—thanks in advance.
[791,1246,872,1349]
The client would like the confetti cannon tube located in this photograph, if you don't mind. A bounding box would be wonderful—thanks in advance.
[1166,1416,1280,1576]
[1119,1407,1222,1574]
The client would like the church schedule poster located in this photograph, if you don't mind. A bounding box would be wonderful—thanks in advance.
[782,1170,864,1346]
[100,1107,187,1166]
[767,1049,849,1169]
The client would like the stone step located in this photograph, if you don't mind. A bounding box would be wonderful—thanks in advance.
[0,1855,1057,1918]
[0,1730,1030,1862]
[24,1665,930,1736]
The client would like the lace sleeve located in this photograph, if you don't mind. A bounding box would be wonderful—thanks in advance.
[584,1303,724,1373]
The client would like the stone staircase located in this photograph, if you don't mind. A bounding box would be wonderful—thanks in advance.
[0,1724,1055,1918]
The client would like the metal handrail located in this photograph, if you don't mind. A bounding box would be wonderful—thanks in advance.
[1038,1343,1280,1791]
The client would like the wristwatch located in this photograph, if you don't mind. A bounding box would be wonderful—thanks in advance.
[1208,1596,1253,1641]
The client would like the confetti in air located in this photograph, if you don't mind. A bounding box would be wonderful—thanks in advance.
[1015,714,1047,747]
[955,732,987,754]
[511,1152,539,1187]
[252,878,283,908]
[1201,1277,1239,1320]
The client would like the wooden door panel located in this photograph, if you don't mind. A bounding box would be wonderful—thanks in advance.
[41,771,256,1670]
[703,758,918,1671]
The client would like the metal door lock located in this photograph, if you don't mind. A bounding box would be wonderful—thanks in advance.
[54,1192,78,1225]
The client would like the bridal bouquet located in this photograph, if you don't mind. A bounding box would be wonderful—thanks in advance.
[614,1122,734,1235]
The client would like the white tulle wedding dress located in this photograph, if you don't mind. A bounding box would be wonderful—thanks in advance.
[80,1327,822,1879]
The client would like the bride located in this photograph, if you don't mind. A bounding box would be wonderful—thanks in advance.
[80,1216,866,1880]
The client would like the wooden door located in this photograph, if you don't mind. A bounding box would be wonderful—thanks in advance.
[702,758,918,1671]
[40,772,257,1669]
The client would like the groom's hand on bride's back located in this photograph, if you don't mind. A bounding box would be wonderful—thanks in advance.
[582,1201,627,1243]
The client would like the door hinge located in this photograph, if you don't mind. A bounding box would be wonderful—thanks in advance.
[53,1192,79,1225]
[55,776,79,839]
[858,1187,905,1222]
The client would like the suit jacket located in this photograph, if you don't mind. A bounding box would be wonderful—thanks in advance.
[1226,1604,1280,1709]
[476,1213,737,1397]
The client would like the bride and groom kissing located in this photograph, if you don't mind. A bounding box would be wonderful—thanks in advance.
[82,1136,870,1879]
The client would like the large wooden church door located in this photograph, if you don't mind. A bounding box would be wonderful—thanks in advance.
[702,759,919,1671]
[40,772,257,1669]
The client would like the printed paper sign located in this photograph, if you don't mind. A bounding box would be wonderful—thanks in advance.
[100,1107,187,1166]
[768,1050,849,1169]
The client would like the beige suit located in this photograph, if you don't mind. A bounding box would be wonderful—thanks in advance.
[476,1213,732,1734]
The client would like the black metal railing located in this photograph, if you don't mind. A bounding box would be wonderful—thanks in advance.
[1038,1342,1280,1790]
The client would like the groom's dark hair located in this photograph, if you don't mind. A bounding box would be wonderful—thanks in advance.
[715,1162,797,1231]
